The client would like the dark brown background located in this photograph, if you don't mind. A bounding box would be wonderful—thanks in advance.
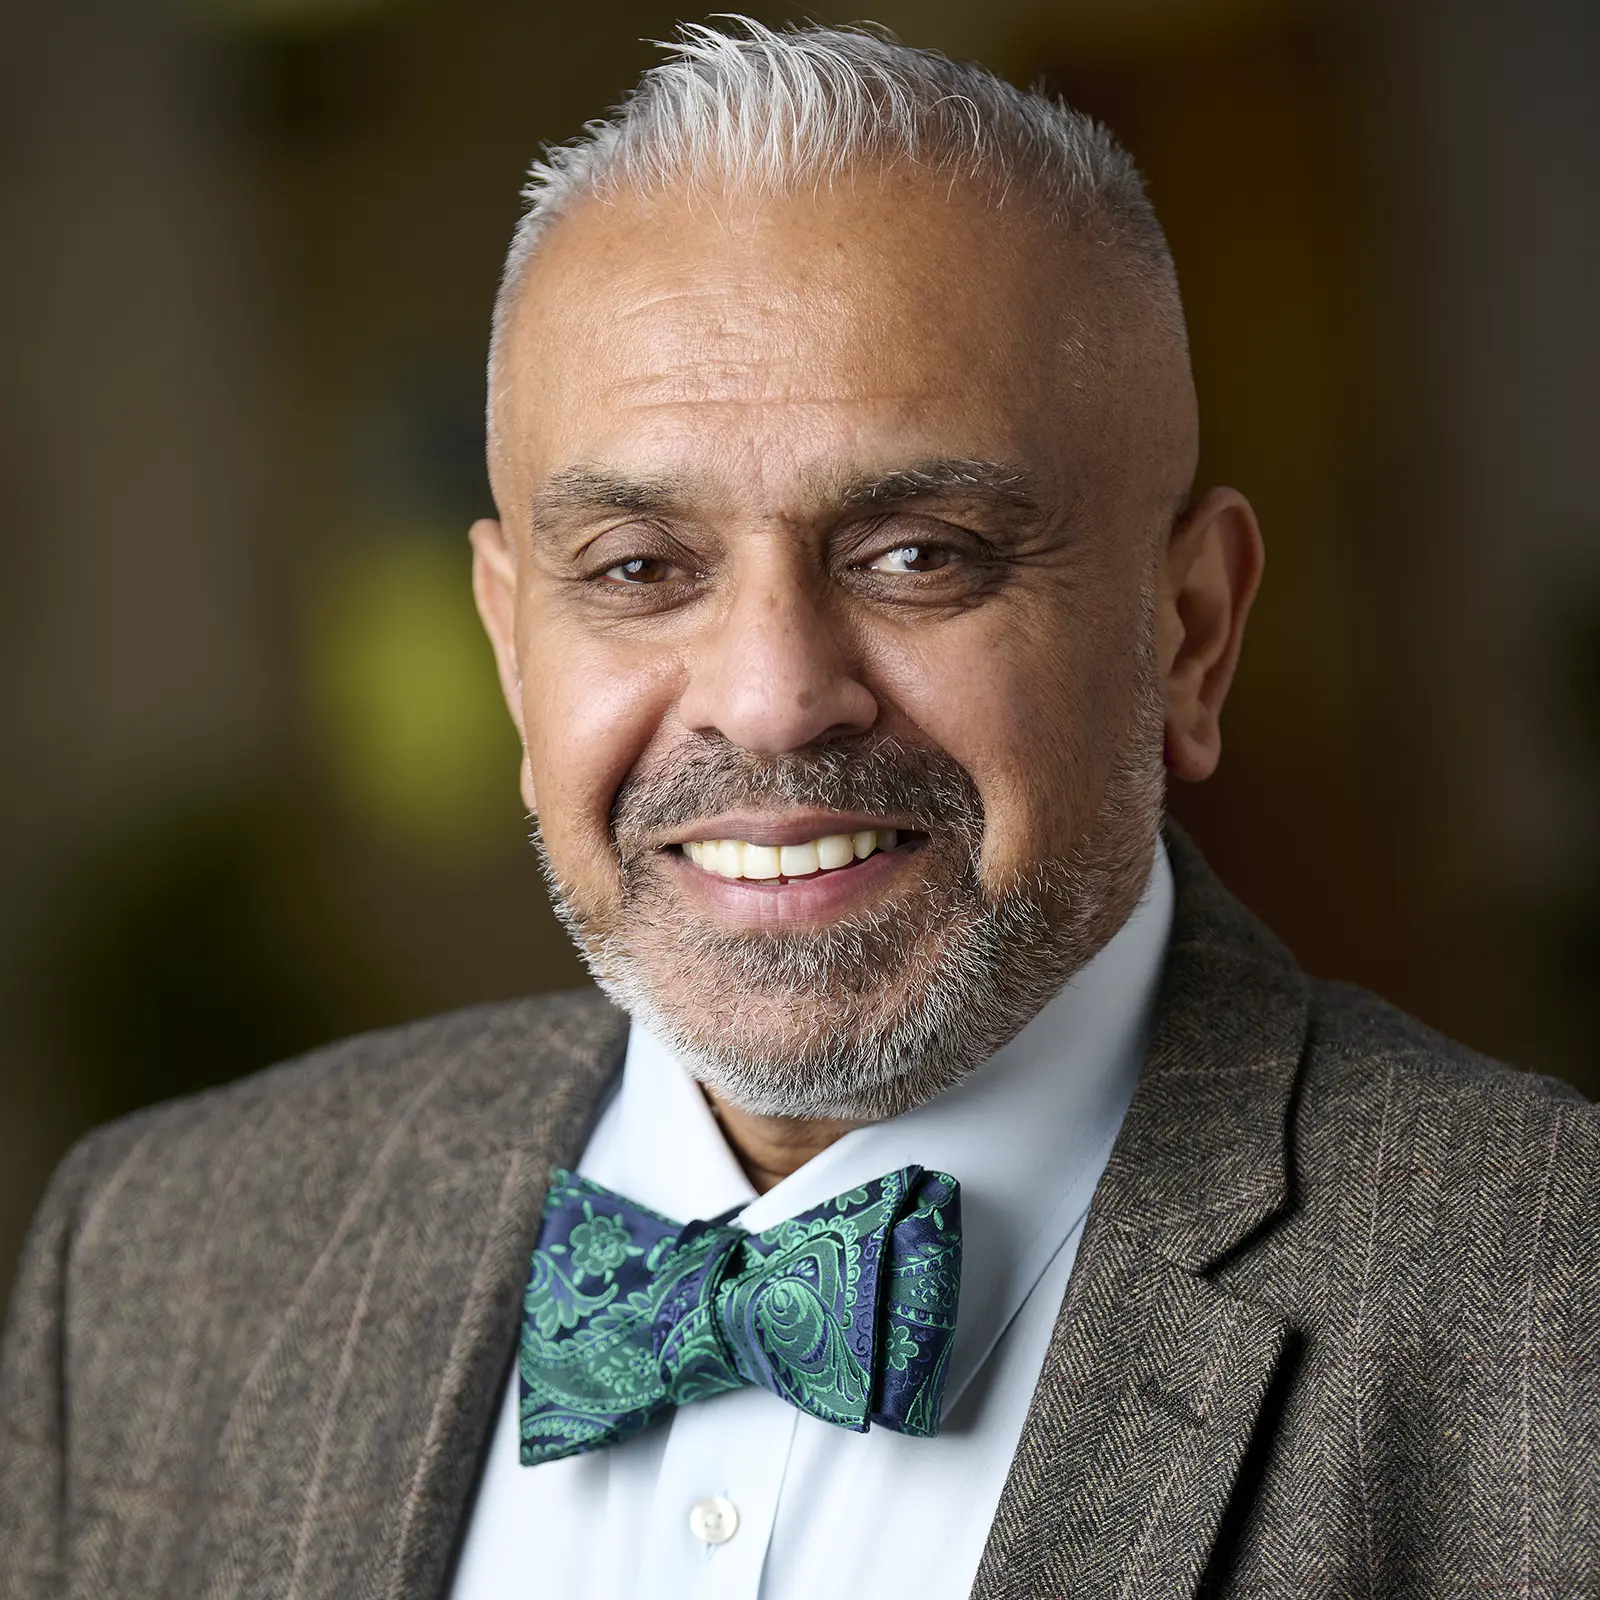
[3,0,1597,1317]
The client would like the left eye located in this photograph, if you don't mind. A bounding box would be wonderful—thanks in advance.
[604,557,679,584]
[867,544,955,574]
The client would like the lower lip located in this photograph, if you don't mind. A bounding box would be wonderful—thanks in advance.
[664,844,920,930]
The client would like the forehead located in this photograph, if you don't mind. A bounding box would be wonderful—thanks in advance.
[492,173,1113,508]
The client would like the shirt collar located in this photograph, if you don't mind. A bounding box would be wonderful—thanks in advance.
[583,842,1174,1406]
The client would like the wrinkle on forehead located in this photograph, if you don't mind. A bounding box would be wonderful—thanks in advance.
[599,374,957,411]
[529,454,1044,533]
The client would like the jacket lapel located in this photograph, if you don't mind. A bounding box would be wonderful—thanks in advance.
[972,827,1306,1599]
[183,995,628,1600]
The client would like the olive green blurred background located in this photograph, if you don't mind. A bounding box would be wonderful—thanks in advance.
[3,0,1597,1314]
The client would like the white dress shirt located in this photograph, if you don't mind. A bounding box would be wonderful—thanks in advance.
[451,844,1173,1600]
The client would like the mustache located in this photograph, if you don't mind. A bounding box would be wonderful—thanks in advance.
[609,733,985,850]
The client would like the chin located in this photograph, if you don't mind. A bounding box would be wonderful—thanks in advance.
[582,875,1091,1123]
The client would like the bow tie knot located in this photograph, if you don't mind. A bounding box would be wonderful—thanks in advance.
[519,1166,962,1466]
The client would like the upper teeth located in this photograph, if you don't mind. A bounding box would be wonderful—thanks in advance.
[682,829,899,881]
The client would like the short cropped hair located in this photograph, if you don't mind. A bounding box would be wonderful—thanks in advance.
[489,17,1180,380]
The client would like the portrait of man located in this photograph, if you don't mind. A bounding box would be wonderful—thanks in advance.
[2,16,1596,1599]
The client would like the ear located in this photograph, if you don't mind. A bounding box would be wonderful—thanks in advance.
[469,516,538,814]
[1157,486,1265,783]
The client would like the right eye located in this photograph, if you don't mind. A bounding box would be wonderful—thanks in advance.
[865,543,958,574]
[603,557,681,585]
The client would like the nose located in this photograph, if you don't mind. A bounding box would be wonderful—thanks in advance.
[677,569,878,754]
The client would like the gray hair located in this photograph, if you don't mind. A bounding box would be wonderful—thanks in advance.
[489,17,1180,377]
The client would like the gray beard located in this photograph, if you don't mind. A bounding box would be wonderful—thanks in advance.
[535,675,1166,1122]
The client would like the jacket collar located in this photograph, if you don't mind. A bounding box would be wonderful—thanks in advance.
[971,822,1307,1597]
[1090,821,1305,1270]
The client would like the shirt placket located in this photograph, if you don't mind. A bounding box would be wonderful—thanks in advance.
[633,1387,799,1600]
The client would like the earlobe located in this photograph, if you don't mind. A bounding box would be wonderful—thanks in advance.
[520,751,538,817]
[1159,487,1264,784]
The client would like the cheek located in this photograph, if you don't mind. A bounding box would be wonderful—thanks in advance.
[518,618,678,887]
[873,612,1120,880]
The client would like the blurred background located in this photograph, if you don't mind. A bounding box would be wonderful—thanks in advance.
[2,0,1596,1312]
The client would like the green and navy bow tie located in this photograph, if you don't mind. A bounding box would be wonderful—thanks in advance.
[518,1165,962,1466]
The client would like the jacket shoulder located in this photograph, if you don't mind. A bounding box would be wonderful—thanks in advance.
[1287,977,1597,1287]
[2,990,626,1597]
[1302,975,1592,1139]
[41,988,628,1246]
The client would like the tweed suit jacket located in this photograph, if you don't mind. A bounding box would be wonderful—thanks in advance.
[3,830,1597,1599]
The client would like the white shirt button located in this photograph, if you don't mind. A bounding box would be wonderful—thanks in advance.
[688,1495,739,1545]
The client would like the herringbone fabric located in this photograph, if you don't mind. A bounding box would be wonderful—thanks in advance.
[0,992,628,1600]
[969,835,1600,1599]
[3,829,1597,1598]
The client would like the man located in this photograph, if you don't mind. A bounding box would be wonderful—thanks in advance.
[3,18,1596,1599]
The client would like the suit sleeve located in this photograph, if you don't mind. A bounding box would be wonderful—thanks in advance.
[0,1128,130,1600]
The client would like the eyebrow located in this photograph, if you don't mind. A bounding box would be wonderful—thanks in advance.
[527,455,1044,539]
[530,466,691,531]
[832,458,1043,516]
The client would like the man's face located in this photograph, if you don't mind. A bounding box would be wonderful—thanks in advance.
[478,171,1194,1118]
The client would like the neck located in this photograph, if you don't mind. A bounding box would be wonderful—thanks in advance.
[703,1088,862,1193]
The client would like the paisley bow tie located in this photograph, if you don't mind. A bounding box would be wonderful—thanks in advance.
[517,1165,963,1466]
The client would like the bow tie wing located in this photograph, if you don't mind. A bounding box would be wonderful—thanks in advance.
[871,1168,962,1436]
[711,1167,962,1437]
[518,1171,682,1465]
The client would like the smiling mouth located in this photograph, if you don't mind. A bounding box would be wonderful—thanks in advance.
[679,828,904,883]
